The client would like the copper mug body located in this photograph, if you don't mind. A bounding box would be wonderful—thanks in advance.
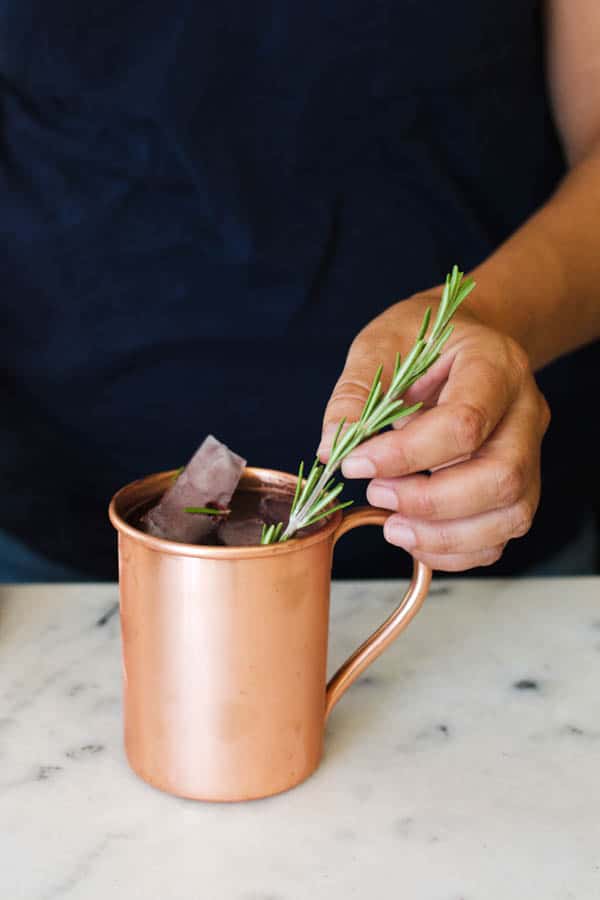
[109,467,431,802]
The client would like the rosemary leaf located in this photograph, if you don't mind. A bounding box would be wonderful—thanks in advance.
[366,398,406,431]
[370,402,423,431]
[331,425,362,460]
[360,365,384,422]
[297,461,322,507]
[290,460,305,515]
[303,482,345,519]
[303,500,354,528]
[330,418,347,453]
[417,307,432,341]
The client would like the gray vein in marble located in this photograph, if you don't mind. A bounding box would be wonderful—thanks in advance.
[35,765,63,781]
[89,694,121,713]
[427,585,452,596]
[353,674,380,688]
[41,833,133,900]
[95,602,119,627]
[393,814,415,837]
[396,721,454,754]
[66,682,90,697]
[415,722,452,742]
[5,664,86,719]
[65,743,104,760]
[513,678,540,691]
[529,723,600,742]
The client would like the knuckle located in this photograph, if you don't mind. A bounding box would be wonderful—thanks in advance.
[467,355,501,387]
[328,376,371,410]
[539,394,551,432]
[382,437,413,476]
[453,403,488,453]
[507,338,531,378]
[479,545,505,567]
[433,524,456,555]
[509,500,535,537]
[495,458,528,506]
[411,488,437,520]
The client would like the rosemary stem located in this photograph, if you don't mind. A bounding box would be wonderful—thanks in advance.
[282,458,339,539]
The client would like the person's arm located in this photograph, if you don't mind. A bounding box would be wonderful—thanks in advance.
[463,0,600,370]
[319,0,600,572]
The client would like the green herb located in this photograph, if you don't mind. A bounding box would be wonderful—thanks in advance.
[261,265,475,544]
[185,506,231,516]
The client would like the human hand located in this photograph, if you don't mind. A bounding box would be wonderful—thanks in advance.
[319,294,551,571]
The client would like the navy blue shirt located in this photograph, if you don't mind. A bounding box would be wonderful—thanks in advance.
[0,1,596,576]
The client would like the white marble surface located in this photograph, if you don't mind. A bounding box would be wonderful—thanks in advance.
[1,578,600,899]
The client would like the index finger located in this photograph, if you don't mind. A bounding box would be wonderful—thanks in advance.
[341,357,515,479]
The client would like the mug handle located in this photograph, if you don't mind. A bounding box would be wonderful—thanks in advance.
[325,506,432,720]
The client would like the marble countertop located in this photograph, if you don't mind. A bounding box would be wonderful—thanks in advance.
[1,578,599,899]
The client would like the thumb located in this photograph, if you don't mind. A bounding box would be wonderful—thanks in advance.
[318,344,382,461]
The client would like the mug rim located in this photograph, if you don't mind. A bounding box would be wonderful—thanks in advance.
[108,466,343,559]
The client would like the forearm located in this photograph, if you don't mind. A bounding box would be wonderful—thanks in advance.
[462,140,600,370]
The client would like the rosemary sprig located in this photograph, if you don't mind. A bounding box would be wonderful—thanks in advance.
[261,265,475,544]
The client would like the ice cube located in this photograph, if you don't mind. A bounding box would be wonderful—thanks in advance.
[142,435,246,543]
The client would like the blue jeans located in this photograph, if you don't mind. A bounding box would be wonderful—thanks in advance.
[0,529,90,582]
[0,515,596,582]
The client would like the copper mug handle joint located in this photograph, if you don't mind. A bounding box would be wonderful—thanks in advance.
[325,506,432,720]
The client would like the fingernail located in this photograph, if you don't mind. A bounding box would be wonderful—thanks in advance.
[318,423,338,455]
[368,483,398,510]
[342,456,376,478]
[384,520,416,548]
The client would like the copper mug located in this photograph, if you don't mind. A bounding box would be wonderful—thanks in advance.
[109,467,431,802]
